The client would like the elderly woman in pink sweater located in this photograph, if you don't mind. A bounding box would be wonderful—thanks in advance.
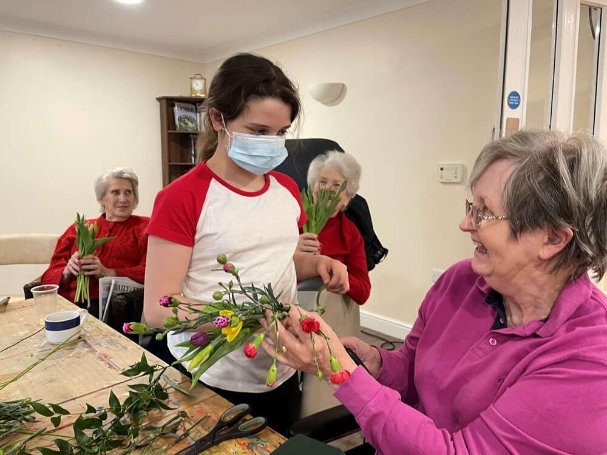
[271,130,607,454]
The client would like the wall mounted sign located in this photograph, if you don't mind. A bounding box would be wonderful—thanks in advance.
[507,91,521,110]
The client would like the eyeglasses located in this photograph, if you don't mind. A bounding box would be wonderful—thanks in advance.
[465,200,507,229]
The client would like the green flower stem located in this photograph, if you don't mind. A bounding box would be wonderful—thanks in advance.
[310,331,322,379]
[273,316,280,361]
[0,335,81,391]
[0,328,43,354]
[315,284,327,313]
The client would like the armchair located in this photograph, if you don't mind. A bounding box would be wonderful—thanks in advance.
[0,233,60,301]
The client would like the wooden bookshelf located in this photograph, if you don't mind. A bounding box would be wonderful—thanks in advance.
[156,96,206,186]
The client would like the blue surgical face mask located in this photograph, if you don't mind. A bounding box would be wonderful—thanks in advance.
[222,115,288,175]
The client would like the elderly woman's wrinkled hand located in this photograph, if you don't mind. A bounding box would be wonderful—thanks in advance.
[79,254,113,278]
[297,232,321,254]
[63,251,81,279]
[316,256,349,295]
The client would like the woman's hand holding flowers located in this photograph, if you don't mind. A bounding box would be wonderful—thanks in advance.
[297,232,321,254]
[79,254,115,278]
[63,251,81,280]
[262,305,359,386]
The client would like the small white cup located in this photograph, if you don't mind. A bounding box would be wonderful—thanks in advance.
[32,284,59,313]
[44,309,88,344]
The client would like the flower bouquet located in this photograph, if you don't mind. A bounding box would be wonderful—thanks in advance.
[301,181,346,234]
[124,254,351,388]
[74,213,114,306]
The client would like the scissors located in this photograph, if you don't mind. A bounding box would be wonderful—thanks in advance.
[177,403,267,455]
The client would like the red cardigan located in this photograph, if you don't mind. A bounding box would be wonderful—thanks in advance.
[318,212,371,305]
[41,214,149,303]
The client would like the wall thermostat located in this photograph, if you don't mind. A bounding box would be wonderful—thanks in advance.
[438,163,464,183]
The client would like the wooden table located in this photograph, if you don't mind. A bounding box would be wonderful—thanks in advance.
[0,297,285,453]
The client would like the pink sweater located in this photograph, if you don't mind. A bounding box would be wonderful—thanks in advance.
[335,259,607,454]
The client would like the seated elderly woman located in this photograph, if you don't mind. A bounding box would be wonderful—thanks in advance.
[297,151,371,305]
[270,130,607,453]
[41,167,149,314]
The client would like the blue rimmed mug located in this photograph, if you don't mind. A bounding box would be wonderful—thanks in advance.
[44,309,88,344]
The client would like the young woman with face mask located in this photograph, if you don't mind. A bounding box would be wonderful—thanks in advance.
[143,53,349,435]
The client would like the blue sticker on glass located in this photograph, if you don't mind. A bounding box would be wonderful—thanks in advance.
[507,91,521,110]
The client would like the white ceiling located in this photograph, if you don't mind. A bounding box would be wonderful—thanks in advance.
[0,0,427,63]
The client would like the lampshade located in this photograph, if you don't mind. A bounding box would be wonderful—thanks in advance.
[308,82,346,106]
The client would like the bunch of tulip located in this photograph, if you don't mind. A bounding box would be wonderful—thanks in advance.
[124,254,351,387]
[301,181,347,234]
[74,213,113,306]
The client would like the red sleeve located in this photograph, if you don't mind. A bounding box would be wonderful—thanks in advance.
[41,224,76,290]
[270,171,307,229]
[147,167,208,246]
[344,218,371,305]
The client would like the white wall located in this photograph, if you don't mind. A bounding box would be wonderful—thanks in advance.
[228,0,502,328]
[0,31,204,294]
[1,0,502,330]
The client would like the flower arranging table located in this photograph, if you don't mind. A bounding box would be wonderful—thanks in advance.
[0,297,285,453]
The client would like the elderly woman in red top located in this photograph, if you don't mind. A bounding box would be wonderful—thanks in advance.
[297,151,371,305]
[41,167,149,313]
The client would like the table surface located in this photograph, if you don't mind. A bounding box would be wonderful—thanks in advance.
[0,297,285,454]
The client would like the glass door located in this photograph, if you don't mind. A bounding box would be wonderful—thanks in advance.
[497,0,607,137]
[497,0,607,289]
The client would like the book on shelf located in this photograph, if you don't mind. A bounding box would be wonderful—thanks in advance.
[196,102,206,132]
[99,276,144,321]
[173,102,198,131]
[189,134,197,163]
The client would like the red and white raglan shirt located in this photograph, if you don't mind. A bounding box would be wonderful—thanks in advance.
[147,163,305,392]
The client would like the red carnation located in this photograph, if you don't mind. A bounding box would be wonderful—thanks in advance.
[300,316,320,334]
[243,343,258,358]
[330,370,351,385]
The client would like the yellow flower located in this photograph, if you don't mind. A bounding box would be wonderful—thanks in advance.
[219,310,243,342]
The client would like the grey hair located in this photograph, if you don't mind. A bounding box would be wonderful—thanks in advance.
[94,167,139,211]
[307,150,362,199]
[470,129,607,280]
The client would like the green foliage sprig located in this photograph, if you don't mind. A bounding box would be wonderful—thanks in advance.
[74,213,114,306]
[301,182,347,234]
[0,354,202,455]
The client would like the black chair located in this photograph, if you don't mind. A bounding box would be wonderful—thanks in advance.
[278,138,345,190]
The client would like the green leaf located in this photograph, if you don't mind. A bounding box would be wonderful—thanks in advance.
[190,328,251,385]
[85,403,97,414]
[152,400,173,411]
[54,439,72,454]
[108,390,120,413]
[128,384,149,392]
[74,426,90,446]
[80,417,102,429]
[49,403,70,415]
[38,448,62,455]
[163,375,194,398]
[91,236,114,250]
[30,401,53,417]
[120,366,142,377]
[50,415,62,428]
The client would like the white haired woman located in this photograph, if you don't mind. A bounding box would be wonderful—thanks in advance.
[42,167,149,313]
[297,151,371,305]
[272,130,607,453]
